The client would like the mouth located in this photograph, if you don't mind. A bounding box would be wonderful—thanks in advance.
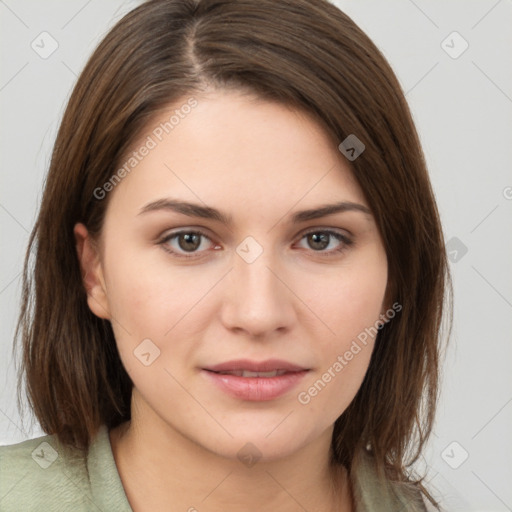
[206,369,291,378]
[203,358,309,374]
[201,359,310,401]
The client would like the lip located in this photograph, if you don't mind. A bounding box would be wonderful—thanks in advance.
[202,359,310,401]
[204,358,308,373]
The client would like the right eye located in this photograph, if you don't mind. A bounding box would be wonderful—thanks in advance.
[158,230,220,259]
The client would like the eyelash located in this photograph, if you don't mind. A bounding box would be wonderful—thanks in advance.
[158,228,353,260]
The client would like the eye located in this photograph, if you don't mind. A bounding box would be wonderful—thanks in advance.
[158,228,353,260]
[296,229,353,256]
[158,230,218,259]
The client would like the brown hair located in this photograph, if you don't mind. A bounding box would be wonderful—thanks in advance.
[14,0,451,507]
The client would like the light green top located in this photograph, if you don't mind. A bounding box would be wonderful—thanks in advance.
[0,425,427,511]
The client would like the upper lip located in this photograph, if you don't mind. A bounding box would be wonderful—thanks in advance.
[204,359,308,373]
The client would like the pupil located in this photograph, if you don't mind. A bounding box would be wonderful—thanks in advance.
[179,233,200,252]
[309,233,328,250]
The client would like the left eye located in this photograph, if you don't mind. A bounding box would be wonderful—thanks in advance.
[296,230,352,255]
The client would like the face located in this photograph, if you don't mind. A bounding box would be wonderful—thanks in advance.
[75,89,389,461]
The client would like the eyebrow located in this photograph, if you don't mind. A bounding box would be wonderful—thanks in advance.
[137,198,372,225]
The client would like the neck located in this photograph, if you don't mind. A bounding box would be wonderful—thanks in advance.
[109,391,353,512]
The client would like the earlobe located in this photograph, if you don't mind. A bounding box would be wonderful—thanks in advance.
[73,223,111,320]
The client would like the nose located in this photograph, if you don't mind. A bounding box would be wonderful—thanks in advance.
[219,246,297,338]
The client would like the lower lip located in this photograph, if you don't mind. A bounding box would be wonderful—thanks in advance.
[202,370,309,401]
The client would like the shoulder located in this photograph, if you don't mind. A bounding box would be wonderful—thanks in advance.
[1,427,101,511]
[350,450,430,512]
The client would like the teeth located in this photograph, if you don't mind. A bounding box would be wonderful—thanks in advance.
[218,369,288,377]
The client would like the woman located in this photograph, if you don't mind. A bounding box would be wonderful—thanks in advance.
[0,0,450,510]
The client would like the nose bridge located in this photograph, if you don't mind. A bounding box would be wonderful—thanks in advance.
[220,237,295,335]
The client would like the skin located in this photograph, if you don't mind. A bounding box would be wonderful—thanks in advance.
[74,88,389,512]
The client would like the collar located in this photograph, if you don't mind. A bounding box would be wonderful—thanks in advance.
[87,424,133,511]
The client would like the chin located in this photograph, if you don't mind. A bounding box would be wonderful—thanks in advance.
[194,421,322,464]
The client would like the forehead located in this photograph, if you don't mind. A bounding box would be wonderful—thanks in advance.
[106,90,367,217]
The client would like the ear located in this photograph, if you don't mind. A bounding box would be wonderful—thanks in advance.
[73,223,111,320]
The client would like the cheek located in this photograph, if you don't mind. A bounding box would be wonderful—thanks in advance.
[298,252,388,344]
[103,246,205,333]
[296,288,381,425]
[294,252,387,415]
[102,248,221,379]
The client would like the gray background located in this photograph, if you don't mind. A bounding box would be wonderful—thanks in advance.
[1,1,511,510]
